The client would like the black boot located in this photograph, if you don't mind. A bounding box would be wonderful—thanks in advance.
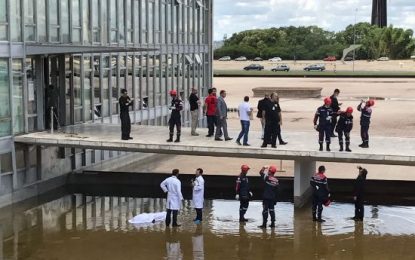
[319,143,323,151]
[339,142,344,152]
[312,209,317,221]
[258,211,267,228]
[174,133,180,143]
[326,143,331,152]
[239,210,248,222]
[360,141,369,148]
[345,143,352,152]
[269,210,276,228]
[167,133,173,142]
[317,210,325,222]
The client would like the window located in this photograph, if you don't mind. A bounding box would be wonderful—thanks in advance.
[92,0,100,43]
[0,153,13,174]
[12,59,24,134]
[37,0,46,42]
[26,58,37,131]
[82,0,90,43]
[72,0,82,43]
[10,0,22,41]
[126,0,134,44]
[110,0,118,43]
[49,0,60,42]
[0,59,10,137]
[61,0,70,42]
[118,0,125,43]
[24,0,36,41]
[0,0,8,40]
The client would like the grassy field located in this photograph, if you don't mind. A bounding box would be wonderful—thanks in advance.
[214,69,415,78]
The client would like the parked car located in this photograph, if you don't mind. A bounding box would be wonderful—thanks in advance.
[253,57,263,61]
[218,56,231,61]
[411,55,415,61]
[243,64,264,71]
[344,56,354,61]
[269,57,282,62]
[377,56,390,61]
[235,56,247,61]
[271,65,290,72]
[323,56,336,61]
[304,64,326,71]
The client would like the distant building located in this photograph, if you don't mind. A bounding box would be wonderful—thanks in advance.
[372,0,387,27]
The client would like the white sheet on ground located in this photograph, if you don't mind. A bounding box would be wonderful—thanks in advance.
[128,212,166,224]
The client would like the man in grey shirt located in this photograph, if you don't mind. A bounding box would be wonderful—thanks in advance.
[215,90,232,141]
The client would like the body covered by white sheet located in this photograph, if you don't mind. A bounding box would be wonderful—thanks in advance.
[128,212,166,225]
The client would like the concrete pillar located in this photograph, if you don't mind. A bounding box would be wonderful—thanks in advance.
[294,160,316,208]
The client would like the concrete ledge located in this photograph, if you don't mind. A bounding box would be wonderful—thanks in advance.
[252,87,322,98]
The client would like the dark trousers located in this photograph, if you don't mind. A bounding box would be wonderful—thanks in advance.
[331,115,338,135]
[276,124,284,143]
[319,125,331,144]
[195,208,203,221]
[169,118,181,135]
[337,130,350,144]
[239,197,249,220]
[206,115,216,136]
[354,197,364,219]
[166,209,179,226]
[312,195,324,220]
[264,122,278,146]
[120,112,131,139]
[361,125,370,142]
[237,120,250,145]
[262,199,276,224]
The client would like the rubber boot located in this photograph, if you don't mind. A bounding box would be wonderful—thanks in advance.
[174,133,180,143]
[258,211,267,228]
[269,210,276,228]
[312,209,317,221]
[167,133,173,142]
[326,143,331,152]
[346,143,352,152]
[317,209,325,222]
[319,143,323,151]
[339,142,344,152]
[239,210,248,222]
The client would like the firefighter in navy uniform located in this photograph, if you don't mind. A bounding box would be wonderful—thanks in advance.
[357,99,375,148]
[330,89,341,137]
[167,90,184,143]
[310,165,330,222]
[336,107,354,152]
[235,165,252,222]
[352,166,368,221]
[258,165,279,229]
[313,97,335,151]
[119,89,133,140]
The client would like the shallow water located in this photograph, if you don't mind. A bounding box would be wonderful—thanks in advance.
[1,195,415,259]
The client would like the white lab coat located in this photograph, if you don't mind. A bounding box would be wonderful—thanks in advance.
[192,176,205,209]
[160,176,184,210]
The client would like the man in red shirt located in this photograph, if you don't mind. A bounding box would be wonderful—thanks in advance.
[204,88,217,137]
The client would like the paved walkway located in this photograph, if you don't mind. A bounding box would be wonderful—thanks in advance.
[15,123,415,166]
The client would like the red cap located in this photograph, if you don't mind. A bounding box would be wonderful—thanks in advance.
[169,89,177,96]
[268,165,277,174]
[324,97,332,105]
[241,164,250,172]
[346,107,353,114]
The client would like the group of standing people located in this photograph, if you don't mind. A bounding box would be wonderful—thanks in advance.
[159,164,368,229]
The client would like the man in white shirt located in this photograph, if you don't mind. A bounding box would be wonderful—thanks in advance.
[236,96,253,146]
[192,168,205,224]
[160,169,184,227]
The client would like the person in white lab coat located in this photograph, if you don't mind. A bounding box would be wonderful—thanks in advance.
[192,168,205,224]
[160,169,184,227]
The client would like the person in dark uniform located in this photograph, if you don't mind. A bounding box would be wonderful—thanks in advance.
[330,89,341,137]
[336,107,354,152]
[167,89,183,143]
[310,165,330,222]
[257,94,270,140]
[357,99,374,148]
[275,95,288,145]
[314,97,335,151]
[235,164,252,222]
[261,92,281,148]
[258,165,279,229]
[352,166,368,221]
[119,89,133,140]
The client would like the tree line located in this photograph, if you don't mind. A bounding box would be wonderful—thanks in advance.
[214,23,415,60]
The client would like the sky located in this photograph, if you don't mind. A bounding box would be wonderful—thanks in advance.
[213,0,415,40]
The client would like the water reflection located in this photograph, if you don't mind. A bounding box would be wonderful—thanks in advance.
[0,195,415,259]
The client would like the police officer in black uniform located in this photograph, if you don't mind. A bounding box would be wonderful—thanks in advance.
[257,93,270,140]
[336,107,354,152]
[314,97,335,151]
[310,165,330,222]
[330,89,341,137]
[261,92,281,148]
[258,165,279,229]
[119,89,133,140]
[167,89,183,143]
[357,99,374,148]
[352,166,368,221]
[236,164,252,222]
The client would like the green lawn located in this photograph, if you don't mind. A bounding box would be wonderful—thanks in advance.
[214,70,415,78]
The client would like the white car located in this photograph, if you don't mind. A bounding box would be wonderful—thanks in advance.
[377,57,390,61]
[410,55,415,61]
[235,56,247,61]
[218,56,231,61]
[269,57,282,62]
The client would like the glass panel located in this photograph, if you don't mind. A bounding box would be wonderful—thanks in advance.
[148,2,153,44]
[72,29,81,43]
[25,26,35,41]
[141,0,147,43]
[49,0,59,25]
[73,56,81,107]
[111,56,118,116]
[73,0,81,27]
[24,0,35,24]
[62,0,70,42]
[13,72,24,133]
[10,0,22,41]
[15,148,25,170]
[102,57,110,117]
[82,0,90,43]
[0,25,7,41]
[119,0,124,43]
[84,58,92,121]
[26,58,36,115]
[101,0,107,44]
[0,0,6,23]
[37,0,46,42]
[0,59,10,137]
[0,153,13,173]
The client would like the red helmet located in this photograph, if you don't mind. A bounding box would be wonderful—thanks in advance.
[268,165,277,174]
[324,97,332,105]
[169,89,177,96]
[346,107,353,114]
[241,164,250,172]
[367,99,375,107]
